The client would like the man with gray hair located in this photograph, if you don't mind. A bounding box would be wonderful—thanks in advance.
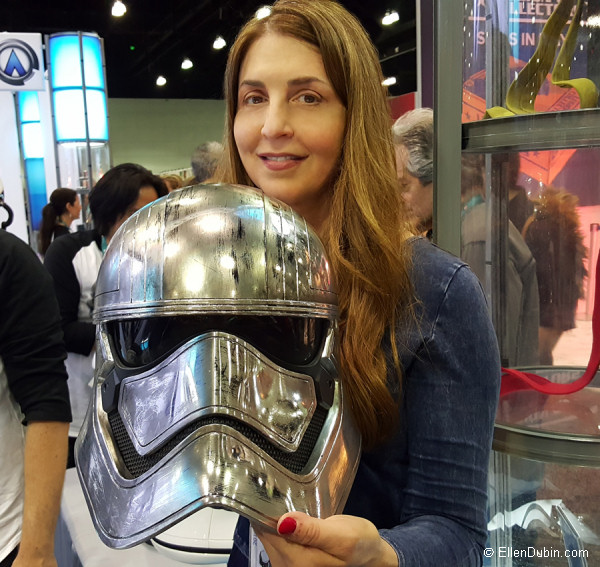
[190,141,224,183]
[392,108,434,236]
[392,108,539,367]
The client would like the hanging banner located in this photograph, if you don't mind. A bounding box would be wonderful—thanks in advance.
[0,33,45,91]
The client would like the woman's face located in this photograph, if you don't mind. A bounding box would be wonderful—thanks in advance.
[67,195,82,220]
[234,33,346,228]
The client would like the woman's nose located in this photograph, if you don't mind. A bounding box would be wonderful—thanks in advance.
[260,102,293,138]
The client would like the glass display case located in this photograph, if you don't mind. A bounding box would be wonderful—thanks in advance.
[455,0,599,369]
[435,1,600,565]
[488,367,600,567]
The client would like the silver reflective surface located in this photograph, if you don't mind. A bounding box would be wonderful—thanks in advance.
[94,183,337,321]
[77,380,358,548]
[117,332,318,455]
[76,184,361,549]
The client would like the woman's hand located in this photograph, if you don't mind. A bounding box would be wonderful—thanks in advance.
[253,512,398,567]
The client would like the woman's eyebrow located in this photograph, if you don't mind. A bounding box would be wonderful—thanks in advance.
[239,79,264,88]
[288,76,327,86]
[239,77,327,88]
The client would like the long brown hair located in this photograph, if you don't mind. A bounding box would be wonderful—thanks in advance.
[215,0,415,448]
[39,188,78,255]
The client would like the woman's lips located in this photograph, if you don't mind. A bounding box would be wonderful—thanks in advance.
[259,154,306,171]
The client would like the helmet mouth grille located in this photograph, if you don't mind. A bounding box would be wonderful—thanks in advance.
[107,406,329,478]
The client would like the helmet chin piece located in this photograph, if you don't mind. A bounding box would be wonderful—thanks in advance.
[75,184,361,549]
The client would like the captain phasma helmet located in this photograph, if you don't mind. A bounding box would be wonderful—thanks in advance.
[75,183,361,549]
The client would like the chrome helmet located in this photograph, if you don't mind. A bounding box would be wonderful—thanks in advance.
[75,183,361,549]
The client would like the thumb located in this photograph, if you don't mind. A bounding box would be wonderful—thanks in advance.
[276,512,336,552]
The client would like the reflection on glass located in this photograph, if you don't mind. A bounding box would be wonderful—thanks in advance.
[459,148,594,369]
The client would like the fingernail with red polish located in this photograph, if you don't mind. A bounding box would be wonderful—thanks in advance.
[278,517,297,535]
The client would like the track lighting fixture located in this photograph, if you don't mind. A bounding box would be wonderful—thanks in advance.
[111,0,126,17]
[382,10,399,26]
[213,36,226,50]
[256,6,272,19]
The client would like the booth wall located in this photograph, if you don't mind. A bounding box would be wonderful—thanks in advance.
[107,98,226,175]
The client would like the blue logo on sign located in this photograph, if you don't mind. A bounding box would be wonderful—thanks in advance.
[0,39,40,86]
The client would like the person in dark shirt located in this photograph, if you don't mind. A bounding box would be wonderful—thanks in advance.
[0,229,71,567]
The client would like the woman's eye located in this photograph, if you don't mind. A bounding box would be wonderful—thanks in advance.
[243,94,265,105]
[297,93,320,104]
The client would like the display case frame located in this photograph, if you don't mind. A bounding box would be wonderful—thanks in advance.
[434,2,600,564]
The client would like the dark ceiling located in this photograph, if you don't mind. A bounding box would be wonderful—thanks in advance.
[1,0,416,99]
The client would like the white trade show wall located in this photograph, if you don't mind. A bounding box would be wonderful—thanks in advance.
[108,98,226,175]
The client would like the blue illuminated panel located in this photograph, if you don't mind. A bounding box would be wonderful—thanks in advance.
[19,91,41,122]
[49,35,83,88]
[82,35,105,89]
[17,91,47,230]
[86,90,108,140]
[21,122,44,159]
[25,158,47,231]
[53,90,86,140]
[49,32,108,142]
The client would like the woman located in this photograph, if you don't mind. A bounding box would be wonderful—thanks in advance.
[38,188,82,255]
[216,1,501,565]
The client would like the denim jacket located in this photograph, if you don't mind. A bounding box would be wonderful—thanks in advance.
[229,237,501,567]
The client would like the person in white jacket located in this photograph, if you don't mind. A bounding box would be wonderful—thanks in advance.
[44,163,168,466]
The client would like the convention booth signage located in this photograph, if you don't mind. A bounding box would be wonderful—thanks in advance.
[0,32,44,91]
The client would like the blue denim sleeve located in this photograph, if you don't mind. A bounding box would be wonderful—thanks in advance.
[380,263,501,566]
[227,245,501,567]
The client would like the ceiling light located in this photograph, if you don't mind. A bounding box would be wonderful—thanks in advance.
[111,0,127,17]
[256,6,272,19]
[213,36,226,50]
[181,58,193,70]
[382,76,397,86]
[588,14,600,27]
[156,75,167,86]
[382,10,399,26]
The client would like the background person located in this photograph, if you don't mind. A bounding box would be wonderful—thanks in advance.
[393,109,539,368]
[38,188,82,256]
[161,173,184,192]
[491,153,587,365]
[522,186,587,364]
[392,108,434,237]
[190,141,224,184]
[460,154,539,367]
[215,2,501,566]
[44,163,167,467]
[0,229,71,567]
[492,153,534,234]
